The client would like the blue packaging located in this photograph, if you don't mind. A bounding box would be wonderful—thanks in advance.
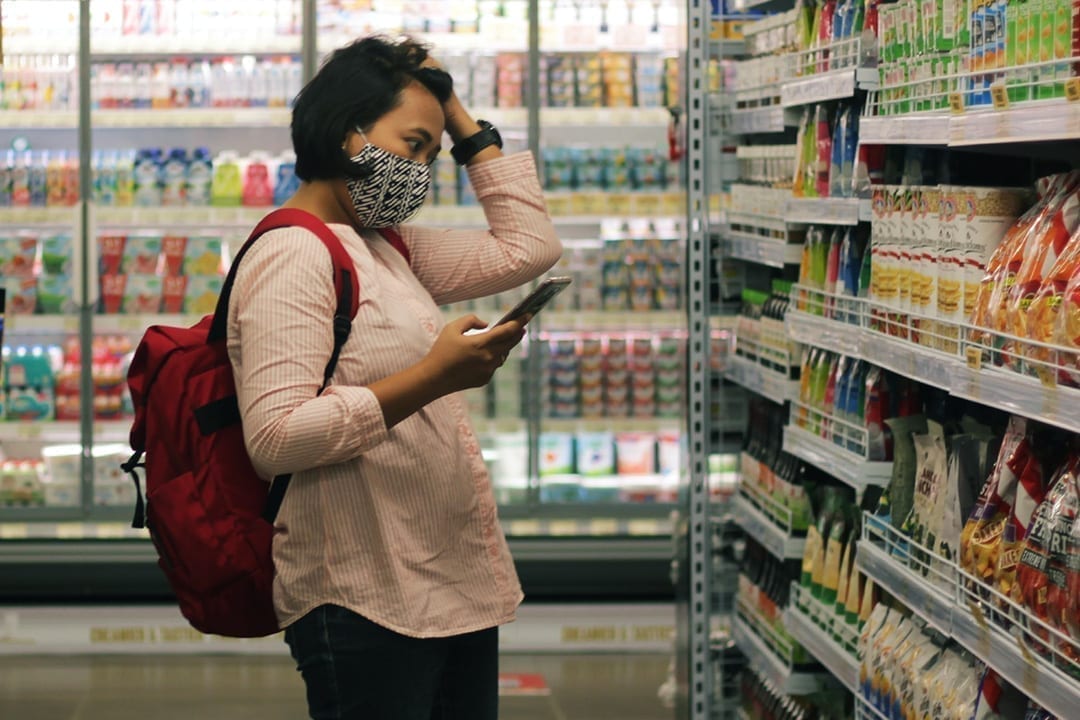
[273,152,300,206]
[185,147,213,206]
[27,152,47,207]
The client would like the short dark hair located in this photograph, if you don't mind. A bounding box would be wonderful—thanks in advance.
[291,36,453,182]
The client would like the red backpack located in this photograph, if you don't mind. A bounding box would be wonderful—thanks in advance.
[122,208,409,638]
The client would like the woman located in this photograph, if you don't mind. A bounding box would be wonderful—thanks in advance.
[226,36,561,719]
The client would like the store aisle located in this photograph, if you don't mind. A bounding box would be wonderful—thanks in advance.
[0,653,673,720]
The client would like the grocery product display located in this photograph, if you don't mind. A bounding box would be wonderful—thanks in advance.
[686,0,1080,716]
[0,0,689,595]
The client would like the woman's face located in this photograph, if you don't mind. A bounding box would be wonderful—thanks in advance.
[345,81,445,166]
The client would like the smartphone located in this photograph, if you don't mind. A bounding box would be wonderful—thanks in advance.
[463,277,572,335]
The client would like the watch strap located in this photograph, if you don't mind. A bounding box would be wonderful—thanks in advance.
[451,120,502,165]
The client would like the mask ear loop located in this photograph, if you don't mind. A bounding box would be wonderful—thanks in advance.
[346,128,374,179]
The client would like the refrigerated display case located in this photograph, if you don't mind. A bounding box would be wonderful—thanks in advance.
[0,0,695,601]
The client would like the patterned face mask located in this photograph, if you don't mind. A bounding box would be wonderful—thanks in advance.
[345,131,431,228]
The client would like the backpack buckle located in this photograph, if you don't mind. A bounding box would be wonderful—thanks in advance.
[121,450,147,529]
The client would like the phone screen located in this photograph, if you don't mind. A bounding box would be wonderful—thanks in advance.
[495,277,572,326]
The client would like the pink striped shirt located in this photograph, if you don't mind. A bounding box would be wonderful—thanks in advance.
[226,152,561,638]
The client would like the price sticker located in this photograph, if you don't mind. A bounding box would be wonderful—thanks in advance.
[990,84,1010,110]
[1042,384,1059,419]
[545,195,572,217]
[607,193,633,216]
[965,346,983,371]
[95,523,127,539]
[1066,77,1080,102]
[570,192,598,216]
[0,523,29,540]
[548,521,578,537]
[628,520,661,536]
[56,523,85,540]
[508,520,541,537]
[634,194,662,216]
[949,92,965,115]
[589,518,620,536]
[663,192,686,216]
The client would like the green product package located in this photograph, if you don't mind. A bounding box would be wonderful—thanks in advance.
[884,414,929,532]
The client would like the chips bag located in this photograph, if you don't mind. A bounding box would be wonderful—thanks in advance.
[961,417,1029,594]
[970,174,1065,339]
[1054,265,1080,387]
[1002,184,1080,369]
[1016,459,1076,657]
[1045,471,1079,673]
[1022,225,1080,382]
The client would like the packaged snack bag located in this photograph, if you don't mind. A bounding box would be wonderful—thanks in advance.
[969,173,1066,338]
[1003,183,1080,368]
[1022,225,1080,381]
[1016,463,1074,656]
[994,450,1049,623]
[884,414,929,533]
[961,417,1029,591]
[908,423,949,575]
[1054,264,1080,386]
[983,174,1079,352]
[1045,470,1079,670]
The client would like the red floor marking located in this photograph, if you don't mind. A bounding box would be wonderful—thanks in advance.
[498,672,551,696]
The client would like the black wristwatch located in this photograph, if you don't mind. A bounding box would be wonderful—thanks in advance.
[450,120,503,165]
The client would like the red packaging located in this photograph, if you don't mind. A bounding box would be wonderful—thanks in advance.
[99,274,126,314]
[161,275,188,313]
[161,235,187,276]
[98,235,127,275]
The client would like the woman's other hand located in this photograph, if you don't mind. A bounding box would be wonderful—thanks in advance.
[423,315,526,393]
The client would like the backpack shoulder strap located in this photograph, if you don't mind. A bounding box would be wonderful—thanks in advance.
[208,208,360,345]
[377,226,411,266]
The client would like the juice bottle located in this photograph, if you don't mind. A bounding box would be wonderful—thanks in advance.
[185,147,213,206]
[273,151,300,206]
[115,149,136,206]
[161,148,188,206]
[242,153,273,206]
[28,151,47,207]
[45,150,66,207]
[133,148,162,206]
[210,150,242,207]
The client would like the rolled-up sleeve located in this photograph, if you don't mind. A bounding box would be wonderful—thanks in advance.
[400,152,562,305]
[227,229,389,479]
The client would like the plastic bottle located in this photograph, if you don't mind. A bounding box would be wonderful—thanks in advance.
[242,153,273,206]
[0,151,12,207]
[94,150,116,205]
[45,150,67,207]
[273,150,299,206]
[115,149,136,206]
[133,148,163,206]
[210,150,242,207]
[28,151,47,207]
[161,148,188,206]
[185,146,213,206]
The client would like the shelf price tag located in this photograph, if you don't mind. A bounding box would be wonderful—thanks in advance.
[588,518,620,536]
[95,523,127,539]
[55,522,85,540]
[965,346,983,371]
[548,521,578,537]
[949,92,965,115]
[508,520,541,537]
[1066,77,1080,103]
[0,523,29,540]
[966,599,992,657]
[607,193,633,216]
[990,84,1010,110]
[628,520,661,536]
[1014,634,1039,695]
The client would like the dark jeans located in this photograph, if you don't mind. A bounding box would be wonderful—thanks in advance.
[284,605,499,720]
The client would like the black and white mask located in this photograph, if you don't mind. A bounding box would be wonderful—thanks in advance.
[345,131,431,228]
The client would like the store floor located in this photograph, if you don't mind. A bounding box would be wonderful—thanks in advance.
[0,652,674,720]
